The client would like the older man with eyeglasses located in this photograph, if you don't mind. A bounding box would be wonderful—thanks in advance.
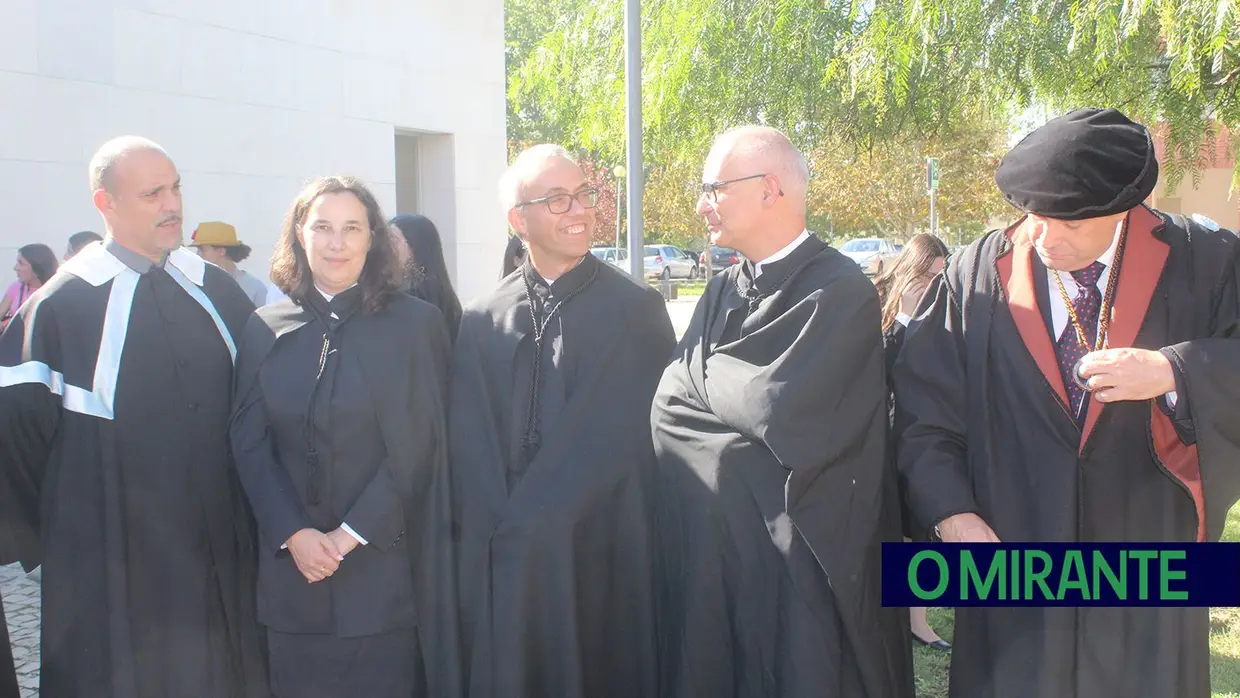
[650,125,914,698]
[445,144,675,698]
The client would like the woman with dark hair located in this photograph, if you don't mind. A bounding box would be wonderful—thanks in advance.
[0,243,58,328]
[230,175,458,697]
[390,214,463,341]
[501,234,526,278]
[874,232,951,653]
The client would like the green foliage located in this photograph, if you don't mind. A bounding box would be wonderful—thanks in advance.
[506,0,1240,245]
[508,0,1240,193]
[643,160,709,249]
[807,111,1011,240]
[837,0,1240,192]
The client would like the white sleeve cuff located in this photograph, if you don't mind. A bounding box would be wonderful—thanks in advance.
[341,522,369,545]
[1165,391,1178,408]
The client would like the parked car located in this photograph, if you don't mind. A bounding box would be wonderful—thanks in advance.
[644,244,701,280]
[590,246,629,272]
[708,246,743,273]
[838,238,900,276]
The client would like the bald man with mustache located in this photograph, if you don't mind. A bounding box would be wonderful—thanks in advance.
[0,136,269,698]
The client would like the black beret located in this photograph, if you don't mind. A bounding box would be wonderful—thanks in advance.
[995,108,1158,220]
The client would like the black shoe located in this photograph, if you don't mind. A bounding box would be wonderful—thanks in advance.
[912,632,951,651]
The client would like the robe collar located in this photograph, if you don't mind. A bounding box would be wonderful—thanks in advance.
[521,252,600,303]
[106,238,168,274]
[754,229,811,277]
[306,283,363,320]
[61,238,206,287]
[737,233,825,298]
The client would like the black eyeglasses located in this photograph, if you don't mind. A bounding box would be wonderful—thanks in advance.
[518,188,600,214]
[700,173,776,203]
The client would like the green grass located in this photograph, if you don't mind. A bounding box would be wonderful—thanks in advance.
[913,503,1240,698]
[1212,504,1240,698]
[648,279,707,297]
[914,608,954,698]
[677,281,706,297]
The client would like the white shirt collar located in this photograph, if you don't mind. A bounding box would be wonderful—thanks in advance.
[754,229,810,278]
[315,282,358,303]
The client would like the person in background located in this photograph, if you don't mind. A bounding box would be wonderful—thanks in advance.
[230,176,459,698]
[390,214,463,341]
[0,244,58,330]
[873,232,952,653]
[264,277,287,305]
[501,234,526,278]
[190,221,270,307]
[64,231,102,260]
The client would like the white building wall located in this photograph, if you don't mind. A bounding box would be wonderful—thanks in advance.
[0,0,509,301]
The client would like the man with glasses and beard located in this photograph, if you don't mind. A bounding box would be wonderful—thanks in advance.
[0,136,268,698]
[446,144,675,698]
[650,126,913,698]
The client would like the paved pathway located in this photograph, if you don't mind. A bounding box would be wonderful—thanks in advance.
[666,297,699,338]
[2,564,39,697]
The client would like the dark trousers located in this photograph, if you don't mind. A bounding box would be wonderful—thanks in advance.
[267,626,423,698]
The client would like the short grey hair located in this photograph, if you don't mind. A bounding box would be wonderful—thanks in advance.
[89,136,170,193]
[711,126,810,200]
[498,144,576,210]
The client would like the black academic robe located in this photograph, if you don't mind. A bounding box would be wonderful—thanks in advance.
[884,322,916,540]
[0,419,23,698]
[0,244,269,698]
[894,206,1240,698]
[650,235,914,698]
[884,321,906,425]
[448,254,675,698]
[230,289,458,697]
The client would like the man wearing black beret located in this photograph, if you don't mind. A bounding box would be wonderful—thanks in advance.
[893,107,1240,698]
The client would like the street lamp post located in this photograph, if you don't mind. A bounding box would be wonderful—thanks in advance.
[624,0,644,279]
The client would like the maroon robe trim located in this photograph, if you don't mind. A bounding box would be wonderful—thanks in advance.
[1151,405,1206,541]
[1079,205,1166,447]
[996,217,1070,408]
